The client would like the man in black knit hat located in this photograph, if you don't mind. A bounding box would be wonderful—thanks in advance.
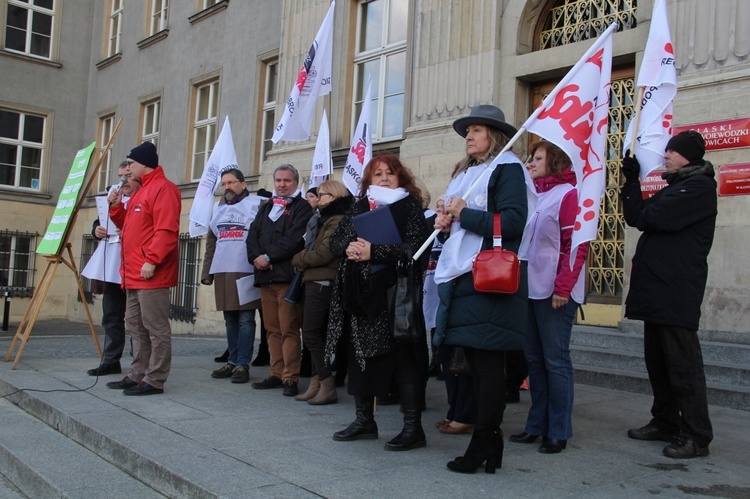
[620,130,716,458]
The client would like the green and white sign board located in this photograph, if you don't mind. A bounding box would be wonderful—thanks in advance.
[37,142,97,256]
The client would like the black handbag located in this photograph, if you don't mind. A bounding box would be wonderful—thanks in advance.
[449,347,472,376]
[388,246,424,344]
[283,271,304,304]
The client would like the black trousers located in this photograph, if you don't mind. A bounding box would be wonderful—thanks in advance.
[101,281,127,363]
[301,282,333,380]
[464,348,506,429]
[438,345,477,424]
[644,322,713,446]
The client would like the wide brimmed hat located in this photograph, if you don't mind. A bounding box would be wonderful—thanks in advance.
[452,105,518,139]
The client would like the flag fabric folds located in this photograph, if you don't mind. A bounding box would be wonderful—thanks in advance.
[342,79,372,195]
[189,116,238,237]
[272,1,334,143]
[523,22,617,268]
[623,0,677,179]
[309,110,332,189]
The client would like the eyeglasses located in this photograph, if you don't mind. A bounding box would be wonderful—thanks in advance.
[221,180,241,188]
[318,192,333,198]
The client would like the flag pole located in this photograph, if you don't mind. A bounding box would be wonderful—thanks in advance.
[629,86,646,155]
[414,21,620,261]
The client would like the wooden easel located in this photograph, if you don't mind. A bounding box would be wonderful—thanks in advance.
[4,119,123,368]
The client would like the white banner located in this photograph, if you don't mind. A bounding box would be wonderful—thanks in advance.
[623,0,677,178]
[272,1,334,143]
[309,110,332,189]
[342,79,372,196]
[189,116,238,237]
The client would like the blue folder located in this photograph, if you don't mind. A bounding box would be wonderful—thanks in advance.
[352,206,402,272]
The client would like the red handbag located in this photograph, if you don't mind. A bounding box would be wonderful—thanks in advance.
[472,213,520,294]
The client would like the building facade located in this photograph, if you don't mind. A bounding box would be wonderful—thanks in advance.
[1,0,748,339]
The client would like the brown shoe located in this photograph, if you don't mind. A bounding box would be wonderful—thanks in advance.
[663,434,709,459]
[308,376,338,405]
[439,422,475,435]
[295,376,320,401]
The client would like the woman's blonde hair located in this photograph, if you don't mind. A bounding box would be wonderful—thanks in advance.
[452,126,512,178]
[316,179,348,200]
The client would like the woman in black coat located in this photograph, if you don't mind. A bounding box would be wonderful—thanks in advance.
[325,154,430,451]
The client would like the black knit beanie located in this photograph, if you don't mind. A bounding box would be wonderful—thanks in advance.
[127,142,159,168]
[665,130,706,163]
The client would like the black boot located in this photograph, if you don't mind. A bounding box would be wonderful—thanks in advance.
[447,427,504,474]
[333,396,378,441]
[384,384,426,451]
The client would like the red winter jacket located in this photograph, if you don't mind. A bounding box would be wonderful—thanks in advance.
[110,166,181,289]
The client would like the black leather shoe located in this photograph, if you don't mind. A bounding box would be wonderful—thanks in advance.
[106,377,138,389]
[251,376,283,389]
[333,420,378,441]
[663,434,709,459]
[509,432,539,444]
[214,349,229,363]
[123,382,164,396]
[539,438,567,454]
[627,423,678,442]
[87,361,122,376]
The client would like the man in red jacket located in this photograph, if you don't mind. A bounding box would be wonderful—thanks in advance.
[106,142,181,396]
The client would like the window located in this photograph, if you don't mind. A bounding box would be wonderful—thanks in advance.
[170,234,201,322]
[0,229,38,297]
[0,107,45,190]
[149,0,168,35]
[106,0,123,57]
[535,0,637,50]
[353,0,407,142]
[259,58,278,167]
[140,97,161,148]
[190,77,219,180]
[3,0,55,59]
[96,114,115,193]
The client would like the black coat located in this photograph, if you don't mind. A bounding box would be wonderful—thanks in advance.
[622,160,717,330]
[246,193,313,285]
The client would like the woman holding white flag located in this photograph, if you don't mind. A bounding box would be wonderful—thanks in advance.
[433,105,528,473]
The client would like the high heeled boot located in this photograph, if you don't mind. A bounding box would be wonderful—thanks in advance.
[446,426,504,474]
[384,383,426,451]
[332,396,378,441]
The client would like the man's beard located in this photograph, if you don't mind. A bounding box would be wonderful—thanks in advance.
[223,191,238,203]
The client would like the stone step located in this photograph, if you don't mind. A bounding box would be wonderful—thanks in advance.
[573,364,750,411]
[571,345,750,387]
[0,398,164,498]
[571,326,750,365]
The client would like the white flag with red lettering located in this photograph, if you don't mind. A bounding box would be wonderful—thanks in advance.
[189,116,238,237]
[342,80,372,195]
[272,1,334,143]
[309,110,332,189]
[523,23,616,267]
[623,0,676,178]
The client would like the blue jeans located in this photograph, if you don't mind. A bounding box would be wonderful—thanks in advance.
[225,310,256,368]
[524,297,578,440]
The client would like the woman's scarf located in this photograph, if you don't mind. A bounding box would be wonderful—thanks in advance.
[366,185,409,210]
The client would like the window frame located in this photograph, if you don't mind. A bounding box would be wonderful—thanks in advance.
[139,94,162,148]
[1,0,58,61]
[0,105,48,191]
[96,112,116,193]
[105,0,123,58]
[258,56,278,170]
[148,0,169,36]
[352,0,408,143]
[188,74,220,181]
[0,229,38,298]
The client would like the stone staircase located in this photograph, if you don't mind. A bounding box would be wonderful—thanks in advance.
[570,325,750,411]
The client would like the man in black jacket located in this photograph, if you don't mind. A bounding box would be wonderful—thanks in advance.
[246,164,313,396]
[621,130,716,459]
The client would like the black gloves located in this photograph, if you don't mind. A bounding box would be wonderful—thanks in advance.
[622,152,641,182]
